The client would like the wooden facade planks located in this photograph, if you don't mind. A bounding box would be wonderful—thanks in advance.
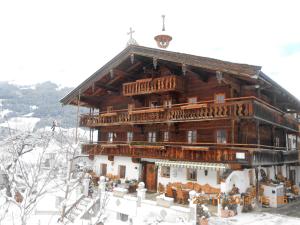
[60,45,300,168]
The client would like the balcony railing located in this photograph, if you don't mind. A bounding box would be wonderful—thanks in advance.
[253,101,298,130]
[122,75,184,96]
[80,97,254,126]
[82,142,251,164]
[79,97,299,131]
[82,141,298,165]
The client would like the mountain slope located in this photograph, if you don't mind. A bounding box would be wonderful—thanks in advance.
[0,81,86,131]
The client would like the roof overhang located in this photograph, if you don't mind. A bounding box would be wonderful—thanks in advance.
[60,45,262,106]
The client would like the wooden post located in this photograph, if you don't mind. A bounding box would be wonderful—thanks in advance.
[255,167,260,208]
[75,90,81,143]
[271,126,275,147]
[231,119,235,144]
[284,129,287,151]
[256,120,260,146]
[257,88,261,98]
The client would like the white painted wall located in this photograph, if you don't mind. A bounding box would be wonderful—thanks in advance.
[222,170,250,194]
[157,166,220,188]
[104,193,192,224]
[93,155,141,181]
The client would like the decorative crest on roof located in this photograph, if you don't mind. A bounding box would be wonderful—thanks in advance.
[154,15,172,49]
[127,27,138,46]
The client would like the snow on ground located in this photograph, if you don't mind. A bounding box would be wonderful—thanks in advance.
[0,109,12,118]
[23,112,34,117]
[0,116,40,132]
[30,105,38,110]
[22,212,300,225]
[42,126,89,140]
[209,212,300,225]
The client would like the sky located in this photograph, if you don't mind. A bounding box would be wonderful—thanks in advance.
[0,0,300,98]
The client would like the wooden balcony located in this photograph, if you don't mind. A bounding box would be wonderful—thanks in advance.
[122,75,184,96]
[82,142,250,165]
[82,142,298,166]
[252,150,300,166]
[79,97,299,131]
[80,97,253,126]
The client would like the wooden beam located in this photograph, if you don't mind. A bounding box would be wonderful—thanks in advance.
[231,119,235,144]
[126,61,143,72]
[186,67,209,82]
[222,74,241,93]
[95,82,119,92]
[256,120,260,146]
[80,96,102,106]
[241,85,260,90]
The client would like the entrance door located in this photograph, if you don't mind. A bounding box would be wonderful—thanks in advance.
[145,163,157,192]
[289,169,296,185]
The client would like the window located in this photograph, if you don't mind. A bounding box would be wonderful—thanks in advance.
[108,132,114,143]
[164,99,172,108]
[236,152,245,159]
[119,165,126,179]
[161,166,170,178]
[277,166,282,175]
[215,93,225,103]
[266,167,270,179]
[188,97,197,104]
[128,104,134,112]
[127,132,133,143]
[150,101,158,108]
[107,106,113,112]
[216,129,227,144]
[163,131,169,142]
[100,163,107,176]
[148,132,157,143]
[217,170,221,184]
[117,213,128,222]
[187,130,197,144]
[288,138,292,150]
[187,168,197,181]
[275,137,280,147]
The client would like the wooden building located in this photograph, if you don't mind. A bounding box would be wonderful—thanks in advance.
[61,45,300,193]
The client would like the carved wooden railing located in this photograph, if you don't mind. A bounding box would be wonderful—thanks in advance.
[122,75,184,96]
[80,98,253,127]
[82,142,298,165]
[80,97,299,131]
[253,101,298,130]
[82,142,250,164]
[282,150,300,163]
[251,150,300,166]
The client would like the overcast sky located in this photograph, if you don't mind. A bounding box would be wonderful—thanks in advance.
[0,0,299,98]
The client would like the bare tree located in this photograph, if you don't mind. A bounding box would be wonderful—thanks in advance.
[0,122,86,225]
[0,129,61,225]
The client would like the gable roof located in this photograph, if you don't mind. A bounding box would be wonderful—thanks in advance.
[60,45,262,105]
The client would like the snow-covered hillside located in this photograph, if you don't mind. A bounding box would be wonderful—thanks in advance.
[0,81,87,132]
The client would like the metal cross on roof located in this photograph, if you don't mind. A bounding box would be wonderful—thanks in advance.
[126,27,138,46]
[128,27,135,39]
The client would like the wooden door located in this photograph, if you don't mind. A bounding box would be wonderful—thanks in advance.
[100,163,107,176]
[145,163,157,192]
[289,169,296,185]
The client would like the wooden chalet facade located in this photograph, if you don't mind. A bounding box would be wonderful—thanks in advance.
[61,45,300,192]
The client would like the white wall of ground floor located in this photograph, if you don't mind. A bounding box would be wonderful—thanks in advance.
[93,156,222,189]
[157,166,220,188]
[92,155,300,192]
[93,155,142,182]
